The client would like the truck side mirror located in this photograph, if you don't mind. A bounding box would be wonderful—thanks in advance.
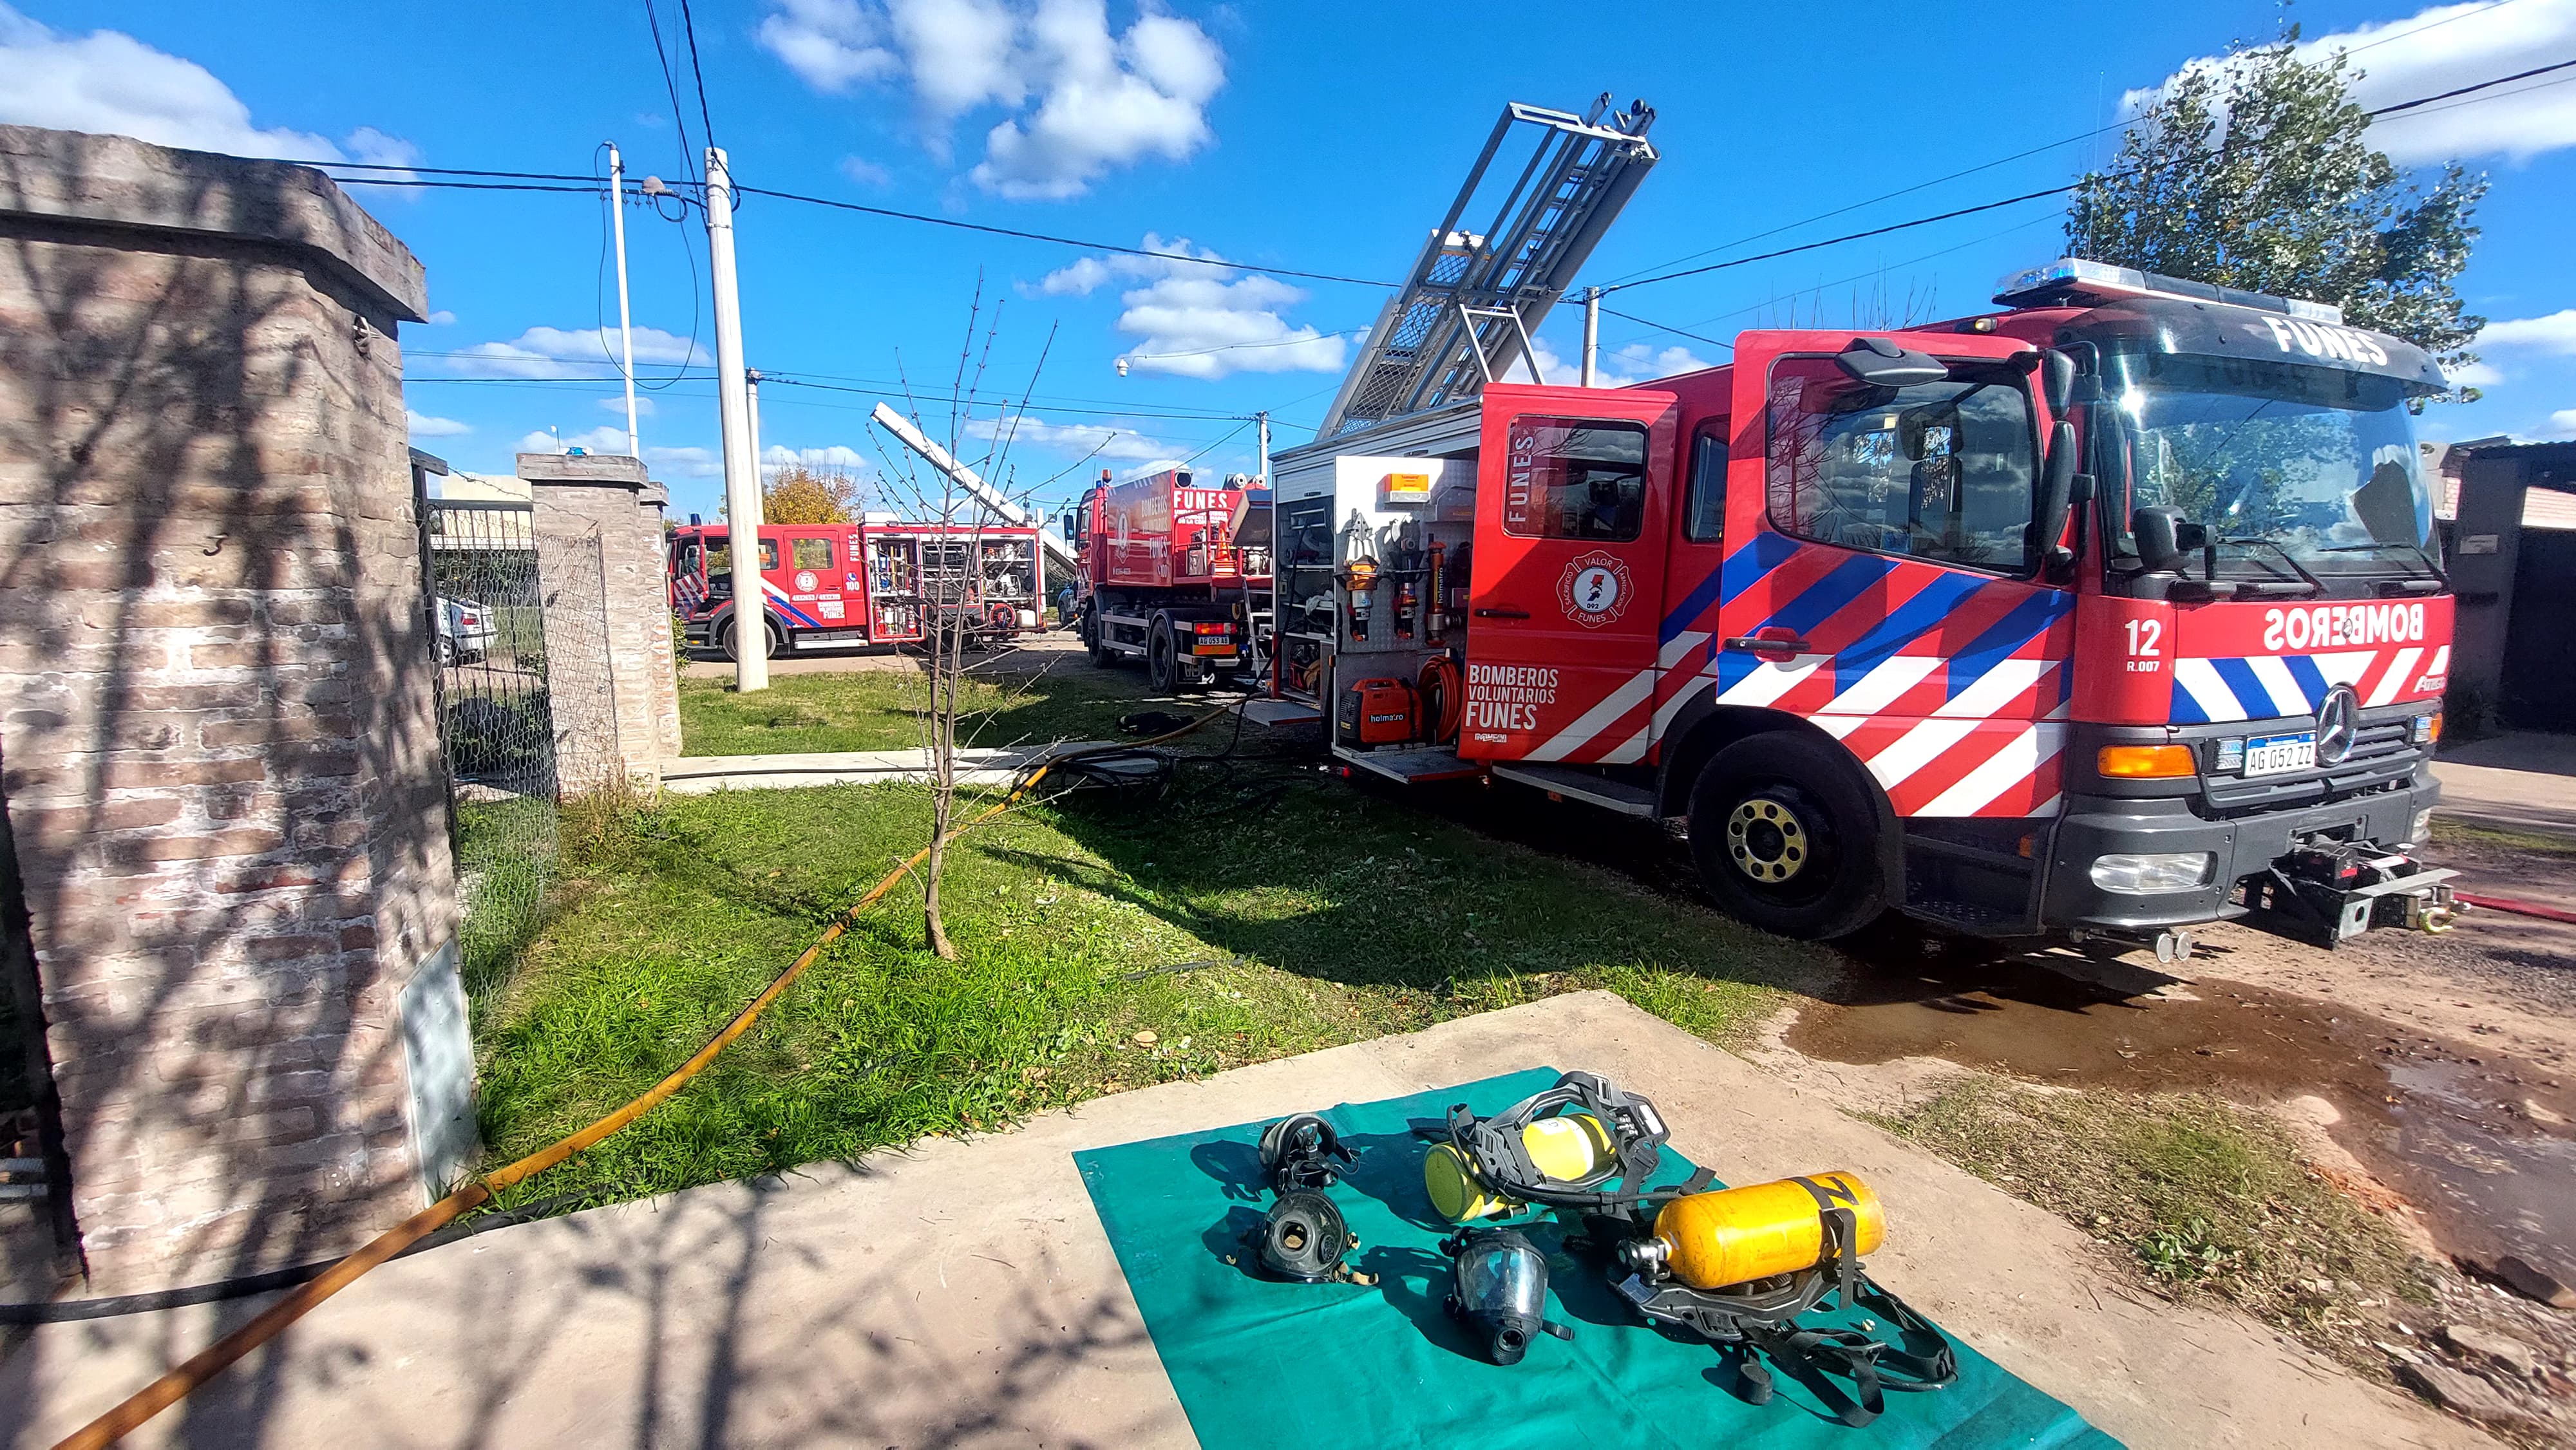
[2031,421,2076,566]
[1835,336,1946,388]
[2039,348,2076,415]
[2133,505,2188,574]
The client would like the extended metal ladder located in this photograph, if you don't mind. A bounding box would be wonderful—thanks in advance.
[1314,94,1659,440]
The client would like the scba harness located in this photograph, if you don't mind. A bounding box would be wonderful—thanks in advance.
[1426,1073,1957,1427]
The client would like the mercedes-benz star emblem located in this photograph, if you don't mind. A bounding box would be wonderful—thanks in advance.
[2315,686,2360,766]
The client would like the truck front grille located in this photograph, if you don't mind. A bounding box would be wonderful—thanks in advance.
[2202,720,2421,817]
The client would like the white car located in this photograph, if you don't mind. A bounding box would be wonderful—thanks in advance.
[435,597,497,665]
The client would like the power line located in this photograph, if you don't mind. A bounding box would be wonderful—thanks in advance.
[1602,57,2576,297]
[728,184,1397,288]
[676,0,718,149]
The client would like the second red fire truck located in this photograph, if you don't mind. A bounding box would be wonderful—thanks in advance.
[1269,258,2461,954]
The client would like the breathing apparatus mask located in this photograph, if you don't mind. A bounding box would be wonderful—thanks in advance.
[1251,1113,1363,1283]
[1443,1227,1573,1364]
[1414,1070,1683,1225]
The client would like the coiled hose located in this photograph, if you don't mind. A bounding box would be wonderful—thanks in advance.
[53,702,1244,1450]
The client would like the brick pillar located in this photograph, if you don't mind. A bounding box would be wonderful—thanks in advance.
[0,126,469,1293]
[522,453,682,785]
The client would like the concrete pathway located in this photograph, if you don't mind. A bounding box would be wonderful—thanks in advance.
[660,740,1120,794]
[2436,731,2576,837]
[1,993,2489,1450]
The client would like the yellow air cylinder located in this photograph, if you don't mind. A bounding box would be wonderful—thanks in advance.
[1645,1172,1886,1291]
[1425,1114,1618,1222]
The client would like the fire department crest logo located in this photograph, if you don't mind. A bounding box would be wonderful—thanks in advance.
[1557,552,1632,629]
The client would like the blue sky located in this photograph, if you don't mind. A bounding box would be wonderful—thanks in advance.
[8,0,2574,523]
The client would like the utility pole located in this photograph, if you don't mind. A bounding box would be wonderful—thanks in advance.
[608,143,641,458]
[705,146,767,692]
[1580,287,1600,388]
[746,368,765,482]
[1256,411,1271,487]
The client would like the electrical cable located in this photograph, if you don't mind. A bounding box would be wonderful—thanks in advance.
[1600,57,2576,297]
[676,0,717,151]
[728,184,1396,288]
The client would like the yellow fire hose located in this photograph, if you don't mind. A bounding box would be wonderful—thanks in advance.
[56,702,1238,1449]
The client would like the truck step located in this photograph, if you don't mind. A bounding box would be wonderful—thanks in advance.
[1334,744,1480,784]
[1490,762,1659,818]
[1242,698,1323,727]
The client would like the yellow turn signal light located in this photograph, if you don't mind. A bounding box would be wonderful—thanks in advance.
[2097,744,2199,779]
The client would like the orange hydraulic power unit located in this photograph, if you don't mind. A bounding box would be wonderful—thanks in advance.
[1336,677,1417,749]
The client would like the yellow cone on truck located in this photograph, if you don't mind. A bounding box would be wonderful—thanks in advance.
[1635,1172,1885,1290]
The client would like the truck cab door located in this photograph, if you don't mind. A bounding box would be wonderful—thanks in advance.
[1707,330,2076,818]
[1462,384,1678,764]
[781,529,846,629]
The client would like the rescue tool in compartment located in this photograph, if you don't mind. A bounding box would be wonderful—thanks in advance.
[1261,173,2468,956]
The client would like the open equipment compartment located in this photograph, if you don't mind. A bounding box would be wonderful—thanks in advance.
[1268,404,1484,782]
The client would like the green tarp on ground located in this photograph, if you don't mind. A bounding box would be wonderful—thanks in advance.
[1074,1068,2122,1449]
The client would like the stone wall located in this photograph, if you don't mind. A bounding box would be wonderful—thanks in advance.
[522,453,681,784]
[0,126,462,1294]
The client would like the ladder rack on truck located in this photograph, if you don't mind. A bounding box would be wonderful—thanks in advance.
[670,518,1044,660]
[1271,258,2466,954]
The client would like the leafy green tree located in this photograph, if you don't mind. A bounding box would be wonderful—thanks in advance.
[2066,29,2487,392]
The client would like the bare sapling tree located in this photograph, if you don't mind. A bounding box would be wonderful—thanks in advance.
[868,279,1060,959]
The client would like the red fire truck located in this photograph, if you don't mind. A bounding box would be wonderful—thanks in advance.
[1066,467,1273,692]
[670,518,1043,659]
[1271,259,2460,952]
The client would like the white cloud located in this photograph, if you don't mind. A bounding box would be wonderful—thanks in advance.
[760,443,875,479]
[2445,359,2505,388]
[649,446,722,478]
[1036,234,1344,381]
[0,5,419,177]
[2126,1,2576,165]
[2479,310,2576,354]
[444,325,709,379]
[518,426,720,478]
[756,0,900,93]
[406,410,470,438]
[759,0,1226,198]
[1598,343,1716,387]
[424,310,457,326]
[597,395,659,417]
[840,155,895,186]
[2548,408,2576,438]
[969,2,1224,199]
[967,412,1171,462]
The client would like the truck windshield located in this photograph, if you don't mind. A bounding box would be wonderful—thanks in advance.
[2098,351,2434,581]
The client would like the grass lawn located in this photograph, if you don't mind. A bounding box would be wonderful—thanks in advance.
[675,650,1148,757]
[469,742,1828,1215]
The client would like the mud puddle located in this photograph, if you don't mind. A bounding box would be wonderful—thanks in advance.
[1786,943,2576,1282]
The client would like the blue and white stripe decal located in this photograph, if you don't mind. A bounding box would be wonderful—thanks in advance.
[2170,650,2377,724]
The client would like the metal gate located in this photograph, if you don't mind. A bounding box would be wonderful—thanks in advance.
[418,493,620,988]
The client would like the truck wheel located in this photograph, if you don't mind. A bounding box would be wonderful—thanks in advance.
[1083,607,1115,667]
[1687,732,1888,940]
[1148,615,1180,693]
[719,618,781,662]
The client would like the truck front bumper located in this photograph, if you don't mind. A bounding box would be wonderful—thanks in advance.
[2038,773,2442,934]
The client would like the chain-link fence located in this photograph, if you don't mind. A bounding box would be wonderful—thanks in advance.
[421,498,619,992]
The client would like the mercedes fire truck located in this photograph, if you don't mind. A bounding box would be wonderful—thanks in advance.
[1273,259,2461,953]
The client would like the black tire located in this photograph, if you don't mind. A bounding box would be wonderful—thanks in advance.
[1081,606,1116,666]
[1148,614,1180,693]
[718,616,781,663]
[434,636,459,667]
[1687,731,1889,940]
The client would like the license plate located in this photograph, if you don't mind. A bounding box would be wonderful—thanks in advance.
[2245,731,2316,777]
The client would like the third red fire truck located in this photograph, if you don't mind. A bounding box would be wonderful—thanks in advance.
[1269,258,2461,954]
[1066,467,1273,692]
